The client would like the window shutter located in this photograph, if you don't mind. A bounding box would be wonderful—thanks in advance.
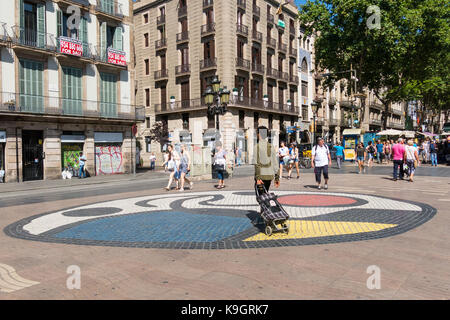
[37,3,45,48]
[80,15,88,55]
[57,8,62,39]
[100,22,107,60]
[114,25,123,51]
[19,0,24,30]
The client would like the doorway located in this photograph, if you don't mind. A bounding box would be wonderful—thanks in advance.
[22,130,44,181]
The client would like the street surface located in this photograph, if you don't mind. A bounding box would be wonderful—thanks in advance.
[0,163,449,299]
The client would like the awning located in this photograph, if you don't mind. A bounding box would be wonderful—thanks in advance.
[377,129,402,136]
[417,131,438,137]
[94,132,123,143]
[61,135,85,143]
[342,129,362,135]
[203,129,220,141]
[401,131,415,138]
[0,131,5,143]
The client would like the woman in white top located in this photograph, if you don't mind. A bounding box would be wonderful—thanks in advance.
[278,141,290,179]
[404,139,419,182]
[164,145,181,191]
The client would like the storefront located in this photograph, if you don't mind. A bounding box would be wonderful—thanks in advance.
[203,129,220,151]
[179,130,192,144]
[60,132,85,177]
[94,132,124,175]
[0,131,5,183]
[235,130,247,164]
[342,129,362,161]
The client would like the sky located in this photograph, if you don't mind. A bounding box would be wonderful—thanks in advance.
[294,0,308,7]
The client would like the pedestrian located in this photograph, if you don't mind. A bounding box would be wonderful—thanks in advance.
[383,141,391,164]
[236,146,242,166]
[392,138,406,181]
[333,142,344,169]
[254,125,280,198]
[278,141,290,179]
[366,141,376,168]
[163,144,180,191]
[430,140,438,166]
[213,141,227,189]
[292,142,300,179]
[376,140,384,164]
[356,142,366,174]
[423,138,430,164]
[286,143,296,179]
[163,151,169,172]
[179,144,193,191]
[404,139,419,182]
[149,152,156,170]
[311,137,332,190]
[78,152,87,179]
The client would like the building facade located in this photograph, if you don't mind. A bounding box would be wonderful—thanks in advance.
[0,0,142,183]
[133,0,300,165]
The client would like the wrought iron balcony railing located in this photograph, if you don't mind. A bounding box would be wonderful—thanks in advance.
[279,71,289,81]
[200,57,217,70]
[236,23,248,36]
[267,13,274,24]
[176,31,189,43]
[289,74,299,83]
[237,0,246,9]
[0,91,144,121]
[155,98,204,113]
[289,47,297,57]
[278,42,287,53]
[267,36,276,49]
[252,30,262,42]
[266,67,279,78]
[203,0,214,8]
[95,0,124,19]
[175,64,191,75]
[251,62,264,74]
[11,26,57,52]
[201,23,215,35]
[157,15,165,25]
[155,38,167,50]
[236,57,250,70]
[154,69,169,80]
[178,6,187,17]
[253,5,260,16]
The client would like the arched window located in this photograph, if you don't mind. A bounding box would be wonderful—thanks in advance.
[301,58,308,73]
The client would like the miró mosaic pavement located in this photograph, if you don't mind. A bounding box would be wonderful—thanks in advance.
[4,191,436,249]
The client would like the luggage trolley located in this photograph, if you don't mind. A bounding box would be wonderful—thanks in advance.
[255,184,290,236]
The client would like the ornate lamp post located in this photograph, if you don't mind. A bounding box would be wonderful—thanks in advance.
[311,100,319,147]
[204,75,230,131]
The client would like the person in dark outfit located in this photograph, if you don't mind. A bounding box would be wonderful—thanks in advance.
[254,126,280,196]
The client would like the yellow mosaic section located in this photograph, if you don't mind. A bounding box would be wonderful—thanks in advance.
[244,220,397,241]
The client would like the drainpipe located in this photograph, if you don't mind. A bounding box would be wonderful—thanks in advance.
[15,127,19,183]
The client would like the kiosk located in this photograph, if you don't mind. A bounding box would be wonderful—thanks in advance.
[342,129,362,161]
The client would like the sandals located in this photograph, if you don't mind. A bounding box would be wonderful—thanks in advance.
[164,187,170,191]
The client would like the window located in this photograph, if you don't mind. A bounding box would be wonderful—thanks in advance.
[182,113,189,130]
[100,72,117,117]
[269,114,273,130]
[302,105,308,120]
[301,81,308,97]
[23,1,45,47]
[146,117,151,128]
[62,66,82,115]
[143,13,149,24]
[19,59,44,112]
[145,88,150,106]
[144,33,149,47]
[145,136,151,152]
[145,59,149,75]
[254,112,259,129]
[301,58,308,73]
[239,110,245,128]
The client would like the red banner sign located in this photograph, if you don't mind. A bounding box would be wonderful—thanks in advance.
[108,48,126,66]
[59,36,83,57]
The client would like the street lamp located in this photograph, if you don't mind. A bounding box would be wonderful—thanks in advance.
[311,100,319,147]
[204,76,230,131]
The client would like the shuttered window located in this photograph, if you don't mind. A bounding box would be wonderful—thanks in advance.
[62,67,83,115]
[19,59,44,113]
[100,72,117,117]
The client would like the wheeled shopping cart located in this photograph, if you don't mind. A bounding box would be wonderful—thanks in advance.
[255,184,290,236]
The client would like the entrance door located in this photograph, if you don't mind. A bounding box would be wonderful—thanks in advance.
[22,130,44,181]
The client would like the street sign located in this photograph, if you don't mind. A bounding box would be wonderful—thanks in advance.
[108,48,127,66]
[59,36,82,57]
[278,19,285,28]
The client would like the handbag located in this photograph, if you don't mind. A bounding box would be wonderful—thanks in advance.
[167,159,175,171]
[214,158,226,171]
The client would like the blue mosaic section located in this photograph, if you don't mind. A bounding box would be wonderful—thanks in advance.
[53,211,253,243]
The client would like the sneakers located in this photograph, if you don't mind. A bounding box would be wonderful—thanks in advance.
[324,184,328,190]
[178,188,184,192]
[318,185,322,190]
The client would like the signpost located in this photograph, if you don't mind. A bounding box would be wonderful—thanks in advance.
[59,36,83,57]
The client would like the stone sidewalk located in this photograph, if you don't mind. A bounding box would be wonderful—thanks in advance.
[0,172,448,300]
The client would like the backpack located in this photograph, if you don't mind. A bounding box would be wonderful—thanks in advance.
[369,145,375,153]
[314,144,329,154]
[257,143,273,168]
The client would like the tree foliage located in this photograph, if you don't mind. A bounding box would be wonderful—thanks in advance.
[298,0,450,128]
[148,121,169,146]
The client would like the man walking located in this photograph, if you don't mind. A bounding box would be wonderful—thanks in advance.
[430,140,438,166]
[376,140,384,164]
[333,142,344,169]
[254,126,280,197]
[392,138,406,181]
[78,152,87,179]
[311,137,332,189]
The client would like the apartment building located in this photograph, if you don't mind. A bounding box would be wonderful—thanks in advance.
[133,0,300,165]
[0,0,143,183]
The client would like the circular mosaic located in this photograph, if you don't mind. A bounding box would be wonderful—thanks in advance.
[4,191,436,249]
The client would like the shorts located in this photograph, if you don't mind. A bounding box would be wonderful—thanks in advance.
[368,153,374,159]
[180,163,189,174]
[217,170,224,180]
[357,156,364,162]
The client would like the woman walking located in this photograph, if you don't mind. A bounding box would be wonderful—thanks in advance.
[278,141,290,179]
[179,144,193,191]
[384,141,391,164]
[163,144,180,191]
[213,142,227,189]
[404,139,419,182]
[356,142,366,174]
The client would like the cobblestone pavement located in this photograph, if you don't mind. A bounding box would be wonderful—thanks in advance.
[0,171,449,299]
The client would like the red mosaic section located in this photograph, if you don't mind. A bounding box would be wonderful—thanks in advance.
[278,195,357,207]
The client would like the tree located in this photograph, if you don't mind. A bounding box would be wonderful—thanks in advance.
[148,121,169,147]
[298,0,450,129]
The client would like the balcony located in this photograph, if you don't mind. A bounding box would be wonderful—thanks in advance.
[369,118,382,126]
[236,57,250,70]
[329,118,338,126]
[154,69,169,81]
[155,38,167,50]
[228,96,298,115]
[201,23,215,36]
[370,102,384,110]
[316,117,326,125]
[289,74,299,84]
[203,0,214,8]
[175,64,191,76]
[387,121,404,129]
[339,99,352,108]
[176,31,189,43]
[389,106,403,115]
[278,42,287,53]
[253,5,260,17]
[11,26,57,54]
[290,26,295,36]
[178,6,187,18]
[95,0,124,21]
[267,36,276,49]
[340,118,351,127]
[236,23,248,36]
[267,13,274,25]
[237,0,246,10]
[200,57,217,70]
[252,30,262,43]
[93,46,127,67]
[266,67,279,79]
[289,47,297,57]
[155,98,205,114]
[278,71,289,82]
[251,62,264,75]
[0,91,144,122]
[157,15,165,26]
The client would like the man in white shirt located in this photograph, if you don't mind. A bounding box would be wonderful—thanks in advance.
[277,141,289,179]
[311,137,332,189]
